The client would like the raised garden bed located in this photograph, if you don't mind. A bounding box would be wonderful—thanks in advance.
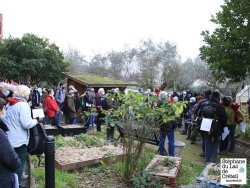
[55,145,125,171]
[44,125,61,136]
[196,163,229,187]
[145,155,182,185]
[58,124,87,136]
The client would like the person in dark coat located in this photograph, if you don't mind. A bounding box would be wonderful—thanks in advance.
[95,88,108,132]
[0,97,21,188]
[199,90,227,163]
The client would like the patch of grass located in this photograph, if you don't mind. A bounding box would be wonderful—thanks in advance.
[55,135,80,148]
[177,160,205,185]
[33,167,79,188]
[75,134,103,147]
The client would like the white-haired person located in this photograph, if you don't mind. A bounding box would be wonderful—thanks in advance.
[2,85,38,187]
[95,88,108,132]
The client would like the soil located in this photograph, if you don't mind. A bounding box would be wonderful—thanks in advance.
[44,125,58,129]
[59,124,84,128]
[55,145,124,165]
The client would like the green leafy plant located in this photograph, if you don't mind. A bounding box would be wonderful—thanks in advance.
[130,171,164,188]
[75,133,103,147]
[55,135,80,148]
[106,91,186,181]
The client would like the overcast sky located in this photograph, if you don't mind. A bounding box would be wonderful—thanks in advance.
[0,0,224,61]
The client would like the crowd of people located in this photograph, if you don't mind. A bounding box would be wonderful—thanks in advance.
[0,81,245,187]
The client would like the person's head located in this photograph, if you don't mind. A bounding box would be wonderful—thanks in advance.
[173,96,179,102]
[182,90,187,95]
[68,89,75,96]
[211,90,220,101]
[68,85,77,92]
[159,91,167,100]
[204,90,212,98]
[189,97,196,103]
[47,89,54,96]
[14,85,31,100]
[221,96,232,106]
[154,86,159,91]
[98,88,105,95]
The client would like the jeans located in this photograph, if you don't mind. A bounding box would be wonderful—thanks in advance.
[159,129,175,156]
[14,145,28,188]
[69,117,77,124]
[228,124,236,151]
[201,132,206,154]
[205,134,219,163]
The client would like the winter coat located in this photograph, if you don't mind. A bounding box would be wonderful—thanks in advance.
[3,97,37,148]
[55,88,66,104]
[66,94,77,119]
[45,96,59,118]
[0,128,20,188]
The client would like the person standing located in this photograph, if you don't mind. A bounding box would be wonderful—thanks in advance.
[45,89,59,125]
[219,96,234,154]
[199,90,227,163]
[55,83,66,111]
[65,90,77,124]
[3,85,38,187]
[95,88,108,132]
[158,91,177,156]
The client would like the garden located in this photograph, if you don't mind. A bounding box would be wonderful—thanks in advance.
[30,92,250,188]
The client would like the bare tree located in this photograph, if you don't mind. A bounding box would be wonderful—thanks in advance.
[64,47,88,73]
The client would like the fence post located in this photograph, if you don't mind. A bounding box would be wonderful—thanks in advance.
[44,136,55,188]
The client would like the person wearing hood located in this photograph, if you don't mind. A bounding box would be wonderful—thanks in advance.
[3,85,38,187]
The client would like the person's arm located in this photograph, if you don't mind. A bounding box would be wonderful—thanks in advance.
[20,103,37,129]
[0,129,20,172]
[54,89,60,103]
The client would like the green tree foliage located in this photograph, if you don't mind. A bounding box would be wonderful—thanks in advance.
[0,33,68,85]
[200,0,250,82]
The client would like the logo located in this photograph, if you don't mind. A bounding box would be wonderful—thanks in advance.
[221,158,247,185]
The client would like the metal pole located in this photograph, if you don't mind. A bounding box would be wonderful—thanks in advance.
[44,136,55,188]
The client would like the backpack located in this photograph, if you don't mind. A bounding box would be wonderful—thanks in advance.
[28,123,47,155]
[199,100,219,134]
